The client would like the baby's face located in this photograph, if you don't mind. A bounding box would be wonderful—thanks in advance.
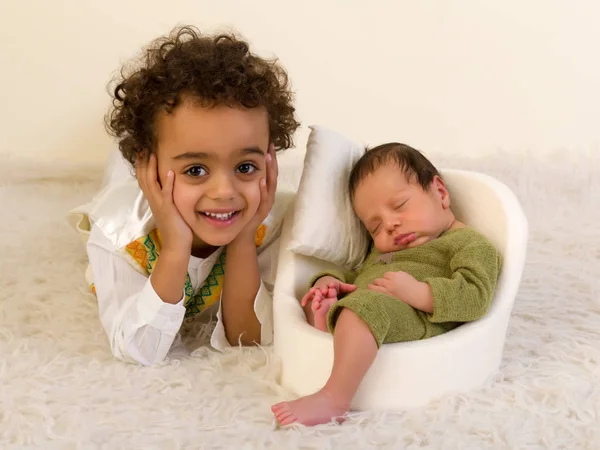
[352,164,453,253]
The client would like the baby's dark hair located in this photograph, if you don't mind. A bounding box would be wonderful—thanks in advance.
[105,25,301,165]
[349,143,440,198]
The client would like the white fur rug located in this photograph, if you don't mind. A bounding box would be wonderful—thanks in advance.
[1,150,599,449]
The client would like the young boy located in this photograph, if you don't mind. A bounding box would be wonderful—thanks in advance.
[68,26,300,366]
[272,143,501,426]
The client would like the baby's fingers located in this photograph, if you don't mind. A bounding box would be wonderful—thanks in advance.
[368,284,387,294]
[372,277,386,286]
[311,297,322,312]
[301,290,314,307]
[318,282,335,295]
[301,287,319,307]
[339,282,357,293]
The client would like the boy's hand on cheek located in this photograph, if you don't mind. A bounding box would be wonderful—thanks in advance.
[236,143,278,243]
[368,271,433,313]
[135,153,193,255]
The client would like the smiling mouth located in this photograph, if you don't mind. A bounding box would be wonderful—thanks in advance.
[200,211,240,221]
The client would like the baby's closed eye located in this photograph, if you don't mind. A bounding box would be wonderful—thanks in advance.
[394,199,409,209]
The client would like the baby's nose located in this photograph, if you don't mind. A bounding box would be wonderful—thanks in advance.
[386,221,400,233]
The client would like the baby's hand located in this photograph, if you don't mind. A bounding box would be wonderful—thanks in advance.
[368,271,433,312]
[368,271,417,300]
[309,290,339,332]
[300,276,356,307]
[300,287,320,308]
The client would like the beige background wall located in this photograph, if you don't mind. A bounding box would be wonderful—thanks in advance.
[1,0,599,166]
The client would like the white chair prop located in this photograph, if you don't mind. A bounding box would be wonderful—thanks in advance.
[273,169,528,410]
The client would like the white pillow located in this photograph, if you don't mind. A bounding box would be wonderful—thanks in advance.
[288,125,371,269]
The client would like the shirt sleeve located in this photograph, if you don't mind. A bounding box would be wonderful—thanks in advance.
[424,238,501,324]
[308,269,357,288]
[87,224,187,365]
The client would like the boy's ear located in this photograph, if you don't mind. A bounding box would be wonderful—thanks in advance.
[432,175,451,209]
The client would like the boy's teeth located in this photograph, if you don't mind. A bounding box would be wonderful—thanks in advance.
[204,212,235,220]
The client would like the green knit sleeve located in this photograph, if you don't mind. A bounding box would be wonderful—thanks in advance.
[308,269,357,288]
[424,238,501,323]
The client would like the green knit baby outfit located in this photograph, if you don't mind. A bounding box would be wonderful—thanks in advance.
[310,227,501,347]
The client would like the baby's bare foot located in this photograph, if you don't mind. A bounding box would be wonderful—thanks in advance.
[312,296,337,332]
[271,389,348,426]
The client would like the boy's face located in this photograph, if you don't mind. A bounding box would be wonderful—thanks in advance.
[352,164,452,254]
[154,101,269,249]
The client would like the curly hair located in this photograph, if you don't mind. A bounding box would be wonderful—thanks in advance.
[105,25,301,165]
[349,143,441,199]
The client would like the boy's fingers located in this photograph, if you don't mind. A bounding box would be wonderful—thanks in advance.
[147,154,156,181]
[135,163,154,205]
[134,154,146,169]
[266,144,278,195]
[147,154,165,201]
[252,178,266,220]
[270,143,278,178]
[135,158,146,186]
[259,178,267,206]
[162,170,174,201]
[147,153,158,187]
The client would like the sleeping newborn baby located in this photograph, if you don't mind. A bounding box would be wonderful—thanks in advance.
[272,142,501,426]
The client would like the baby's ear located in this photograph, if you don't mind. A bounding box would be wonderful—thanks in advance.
[432,175,451,208]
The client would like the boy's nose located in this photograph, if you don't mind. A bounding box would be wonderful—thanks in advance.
[207,173,236,200]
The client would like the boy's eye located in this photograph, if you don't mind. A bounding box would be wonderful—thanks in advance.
[371,224,381,235]
[237,163,258,174]
[185,166,207,177]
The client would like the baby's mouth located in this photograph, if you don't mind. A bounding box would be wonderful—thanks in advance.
[394,233,416,246]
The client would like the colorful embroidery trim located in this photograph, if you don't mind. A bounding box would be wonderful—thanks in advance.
[89,225,267,321]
